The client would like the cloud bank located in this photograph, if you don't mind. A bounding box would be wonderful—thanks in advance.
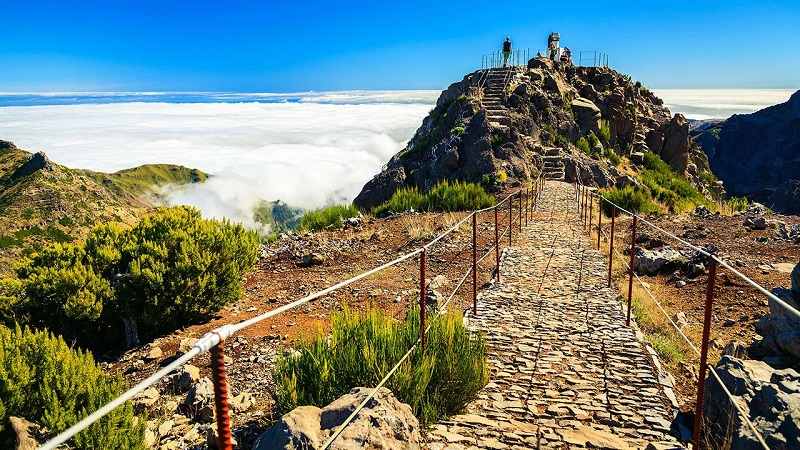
[652,89,796,120]
[0,94,437,229]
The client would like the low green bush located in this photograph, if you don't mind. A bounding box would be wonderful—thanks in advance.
[604,148,621,165]
[600,186,662,216]
[586,132,599,148]
[598,120,611,142]
[273,306,489,425]
[0,324,146,449]
[728,196,749,212]
[576,137,591,154]
[373,180,495,215]
[640,152,707,212]
[299,204,360,232]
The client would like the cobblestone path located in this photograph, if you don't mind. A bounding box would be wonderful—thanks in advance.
[426,181,682,450]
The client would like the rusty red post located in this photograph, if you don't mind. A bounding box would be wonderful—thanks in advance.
[472,212,477,315]
[608,206,616,288]
[210,340,233,450]
[420,248,427,350]
[597,197,602,251]
[518,192,523,232]
[693,255,718,448]
[589,191,593,234]
[525,187,529,227]
[508,197,512,247]
[494,207,500,283]
[626,216,638,327]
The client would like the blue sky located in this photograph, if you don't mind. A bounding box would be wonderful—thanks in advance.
[1,0,799,92]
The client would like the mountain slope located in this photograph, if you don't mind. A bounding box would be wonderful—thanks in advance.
[0,140,207,275]
[692,90,800,213]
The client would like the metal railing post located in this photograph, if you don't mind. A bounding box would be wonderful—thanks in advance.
[518,192,522,232]
[508,198,512,247]
[693,255,718,448]
[472,213,477,315]
[525,187,529,227]
[597,197,602,251]
[420,249,427,350]
[210,341,233,450]
[608,206,615,287]
[626,216,638,327]
[494,207,500,283]
[589,191,593,234]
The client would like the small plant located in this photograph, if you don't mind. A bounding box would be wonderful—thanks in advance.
[373,181,495,215]
[299,204,360,232]
[598,120,611,142]
[576,137,591,154]
[272,306,489,425]
[600,186,662,216]
[495,170,508,184]
[604,148,621,165]
[554,134,567,146]
[490,133,503,148]
[451,126,465,136]
[457,94,468,101]
[728,196,749,212]
[586,132,599,148]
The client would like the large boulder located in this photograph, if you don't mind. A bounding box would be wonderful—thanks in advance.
[659,114,691,176]
[633,247,685,275]
[353,167,407,210]
[3,416,41,450]
[252,387,421,450]
[703,356,800,450]
[755,285,800,362]
[571,97,602,135]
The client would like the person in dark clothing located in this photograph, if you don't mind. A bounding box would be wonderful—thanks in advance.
[502,37,512,67]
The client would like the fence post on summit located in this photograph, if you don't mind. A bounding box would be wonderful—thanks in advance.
[626,216,638,327]
[472,213,478,316]
[494,207,500,283]
[420,248,427,350]
[597,197,602,251]
[693,254,718,448]
[608,206,615,288]
[210,341,233,450]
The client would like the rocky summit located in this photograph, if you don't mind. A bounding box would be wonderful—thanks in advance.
[692,89,800,214]
[354,58,719,210]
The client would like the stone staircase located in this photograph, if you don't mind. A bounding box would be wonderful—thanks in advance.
[482,67,512,128]
[542,147,565,180]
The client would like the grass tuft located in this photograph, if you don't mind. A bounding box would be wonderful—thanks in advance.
[373,180,495,216]
[299,204,360,232]
[272,306,489,425]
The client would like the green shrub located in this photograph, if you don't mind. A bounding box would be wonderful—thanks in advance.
[728,197,749,212]
[0,324,146,449]
[576,137,591,154]
[299,204,360,232]
[273,306,489,425]
[457,94,468,101]
[600,186,662,216]
[554,134,567,145]
[15,206,259,348]
[494,170,507,184]
[598,120,611,142]
[640,152,707,211]
[604,148,621,165]
[490,134,503,148]
[373,181,495,215]
[586,132,599,148]
[451,126,465,136]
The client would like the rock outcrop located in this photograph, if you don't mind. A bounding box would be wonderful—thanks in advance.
[753,262,800,364]
[703,356,800,450]
[252,387,421,450]
[353,61,718,210]
[692,89,800,213]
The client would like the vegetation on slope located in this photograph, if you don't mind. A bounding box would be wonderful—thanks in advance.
[0,324,146,449]
[373,180,495,216]
[298,204,360,232]
[7,205,259,349]
[273,306,489,424]
[84,164,207,199]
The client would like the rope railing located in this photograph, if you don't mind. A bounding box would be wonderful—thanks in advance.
[40,174,545,450]
[573,173,792,449]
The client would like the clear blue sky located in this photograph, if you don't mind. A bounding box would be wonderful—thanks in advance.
[2,0,798,92]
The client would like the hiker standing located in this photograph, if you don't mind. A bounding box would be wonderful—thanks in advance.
[502,37,512,67]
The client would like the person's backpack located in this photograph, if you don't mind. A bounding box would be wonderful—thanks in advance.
[502,41,511,52]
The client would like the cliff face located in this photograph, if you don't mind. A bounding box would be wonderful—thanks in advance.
[693,90,800,213]
[354,59,718,210]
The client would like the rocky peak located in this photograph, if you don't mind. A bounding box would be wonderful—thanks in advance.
[12,151,56,179]
[353,59,718,210]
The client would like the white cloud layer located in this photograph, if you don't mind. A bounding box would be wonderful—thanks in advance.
[652,89,796,120]
[0,94,437,229]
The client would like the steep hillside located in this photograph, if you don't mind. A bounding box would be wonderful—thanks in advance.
[355,59,721,209]
[692,90,800,213]
[0,140,207,275]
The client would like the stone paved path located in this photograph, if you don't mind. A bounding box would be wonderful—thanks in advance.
[426,181,683,450]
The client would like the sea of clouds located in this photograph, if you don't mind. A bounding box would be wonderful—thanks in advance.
[0,89,794,230]
[652,89,796,120]
[0,92,439,231]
